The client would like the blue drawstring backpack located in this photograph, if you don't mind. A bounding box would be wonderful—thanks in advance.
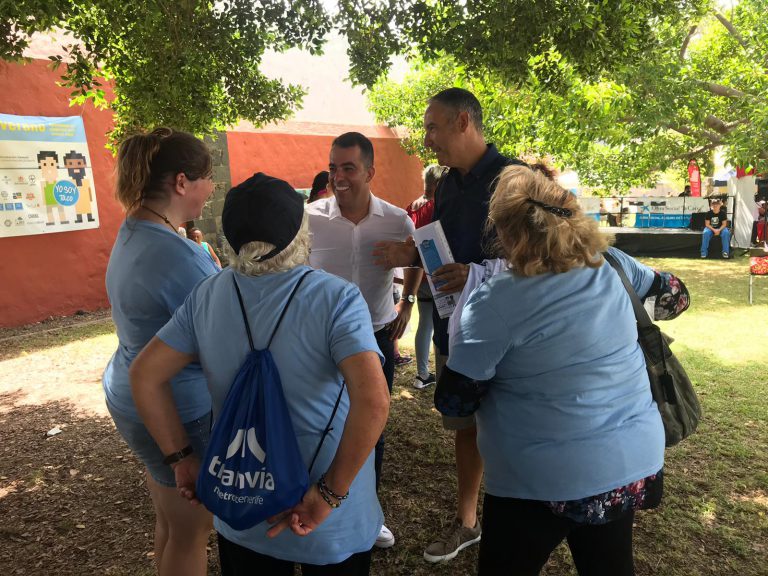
[196,270,343,530]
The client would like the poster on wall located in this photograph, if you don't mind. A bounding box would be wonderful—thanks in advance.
[0,114,99,238]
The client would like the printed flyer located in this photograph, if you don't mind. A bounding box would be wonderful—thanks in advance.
[413,220,461,319]
[0,114,99,238]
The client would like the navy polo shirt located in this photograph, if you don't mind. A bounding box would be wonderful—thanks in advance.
[432,144,525,353]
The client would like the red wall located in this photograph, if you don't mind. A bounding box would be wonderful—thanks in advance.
[0,59,121,327]
[227,131,424,209]
[0,62,424,328]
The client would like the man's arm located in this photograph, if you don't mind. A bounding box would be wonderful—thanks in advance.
[373,237,420,269]
[719,210,729,232]
[388,267,423,340]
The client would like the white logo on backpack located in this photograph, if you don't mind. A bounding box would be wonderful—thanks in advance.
[207,427,274,490]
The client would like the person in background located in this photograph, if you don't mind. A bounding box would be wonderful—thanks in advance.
[130,173,389,576]
[308,170,333,203]
[189,226,222,268]
[407,164,444,389]
[679,184,692,197]
[700,198,731,259]
[438,165,688,575]
[392,267,412,367]
[751,199,766,246]
[103,128,218,576]
[178,226,188,238]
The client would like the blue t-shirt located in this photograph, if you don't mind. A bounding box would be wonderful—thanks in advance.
[103,219,218,422]
[447,248,664,501]
[157,266,384,565]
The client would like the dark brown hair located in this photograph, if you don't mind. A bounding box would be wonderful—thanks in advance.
[115,128,212,210]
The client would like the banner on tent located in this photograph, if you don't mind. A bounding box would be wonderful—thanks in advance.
[0,114,99,238]
[579,196,713,229]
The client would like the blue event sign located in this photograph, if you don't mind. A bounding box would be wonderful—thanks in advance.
[53,180,79,206]
[0,114,87,143]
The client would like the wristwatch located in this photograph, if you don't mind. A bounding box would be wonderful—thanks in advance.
[162,444,194,466]
[400,294,416,304]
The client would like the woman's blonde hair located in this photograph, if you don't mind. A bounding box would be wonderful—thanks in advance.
[489,165,609,276]
[229,214,310,276]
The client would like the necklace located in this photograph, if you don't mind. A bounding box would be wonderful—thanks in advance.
[141,204,177,233]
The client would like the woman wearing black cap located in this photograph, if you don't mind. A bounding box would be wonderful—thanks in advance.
[104,128,218,576]
[130,173,389,575]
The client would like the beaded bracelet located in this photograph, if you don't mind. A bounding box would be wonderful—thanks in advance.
[319,473,349,501]
[317,481,340,509]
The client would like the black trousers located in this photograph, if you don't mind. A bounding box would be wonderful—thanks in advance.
[218,533,372,576]
[373,327,395,492]
[479,494,636,576]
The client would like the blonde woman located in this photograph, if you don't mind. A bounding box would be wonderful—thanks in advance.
[103,128,218,575]
[436,165,688,575]
[130,173,389,575]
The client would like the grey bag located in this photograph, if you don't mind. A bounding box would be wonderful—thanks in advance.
[604,252,701,447]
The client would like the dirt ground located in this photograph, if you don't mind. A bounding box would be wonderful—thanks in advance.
[0,312,481,576]
[0,312,175,576]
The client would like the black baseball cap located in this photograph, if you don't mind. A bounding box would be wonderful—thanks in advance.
[222,172,305,258]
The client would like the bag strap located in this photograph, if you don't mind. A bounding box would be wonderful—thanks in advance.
[232,267,343,476]
[603,251,653,329]
[232,269,313,352]
[603,251,669,375]
[307,379,346,475]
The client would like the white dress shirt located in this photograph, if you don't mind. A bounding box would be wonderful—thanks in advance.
[307,193,416,331]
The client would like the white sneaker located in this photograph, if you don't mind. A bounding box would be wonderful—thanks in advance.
[375,524,395,548]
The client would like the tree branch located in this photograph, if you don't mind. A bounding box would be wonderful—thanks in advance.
[697,81,747,98]
[669,142,720,162]
[714,12,750,51]
[667,124,722,144]
[679,25,697,61]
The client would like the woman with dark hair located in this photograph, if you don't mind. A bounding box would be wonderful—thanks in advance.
[308,170,332,203]
[103,128,218,576]
[436,165,688,576]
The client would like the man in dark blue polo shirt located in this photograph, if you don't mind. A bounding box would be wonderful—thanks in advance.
[374,88,525,563]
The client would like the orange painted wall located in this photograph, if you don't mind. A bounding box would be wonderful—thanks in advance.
[227,130,424,209]
[0,59,121,327]
[0,62,424,328]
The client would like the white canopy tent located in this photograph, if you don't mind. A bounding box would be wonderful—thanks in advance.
[730,176,758,249]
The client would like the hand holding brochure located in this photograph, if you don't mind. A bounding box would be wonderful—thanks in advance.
[413,221,461,319]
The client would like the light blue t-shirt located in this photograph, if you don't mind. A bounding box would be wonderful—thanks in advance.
[157,265,384,565]
[103,219,218,422]
[448,248,664,501]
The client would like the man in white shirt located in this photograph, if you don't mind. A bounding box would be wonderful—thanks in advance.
[307,131,421,549]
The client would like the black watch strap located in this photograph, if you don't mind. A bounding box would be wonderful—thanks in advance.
[162,444,194,466]
[401,294,416,304]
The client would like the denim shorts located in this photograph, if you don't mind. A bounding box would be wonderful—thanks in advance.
[108,402,212,488]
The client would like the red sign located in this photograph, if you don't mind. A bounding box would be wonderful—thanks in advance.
[688,159,701,197]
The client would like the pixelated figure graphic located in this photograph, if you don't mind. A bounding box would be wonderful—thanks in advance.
[38,151,68,225]
[64,150,95,223]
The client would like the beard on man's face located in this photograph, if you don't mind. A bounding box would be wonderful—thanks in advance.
[67,167,86,185]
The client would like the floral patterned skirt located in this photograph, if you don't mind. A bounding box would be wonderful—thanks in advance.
[547,469,663,525]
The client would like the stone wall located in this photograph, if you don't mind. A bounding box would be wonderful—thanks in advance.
[197,132,231,266]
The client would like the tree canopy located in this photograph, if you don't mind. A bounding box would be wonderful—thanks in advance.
[367,1,768,191]
[337,0,709,88]
[1,0,712,147]
[1,0,330,143]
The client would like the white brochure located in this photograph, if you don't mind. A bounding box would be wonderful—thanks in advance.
[413,220,461,319]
